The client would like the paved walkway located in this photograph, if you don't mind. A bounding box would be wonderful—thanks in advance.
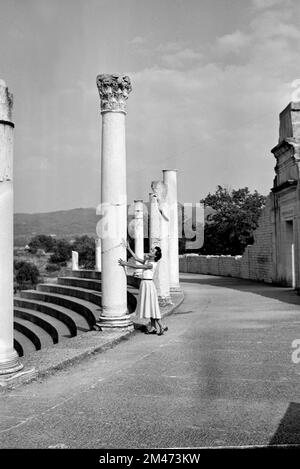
[1,273,300,448]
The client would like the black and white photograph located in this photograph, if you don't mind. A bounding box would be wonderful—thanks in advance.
[1,0,300,462]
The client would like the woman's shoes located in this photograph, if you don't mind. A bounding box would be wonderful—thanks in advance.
[145,328,157,334]
[145,325,168,335]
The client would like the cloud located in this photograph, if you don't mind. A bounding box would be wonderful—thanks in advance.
[251,0,289,9]
[161,47,203,68]
[125,0,300,203]
[216,30,251,54]
[128,36,145,45]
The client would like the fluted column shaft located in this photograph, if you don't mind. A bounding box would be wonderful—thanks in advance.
[163,169,181,291]
[151,181,172,305]
[134,199,144,260]
[96,74,132,328]
[0,80,23,374]
[149,192,160,249]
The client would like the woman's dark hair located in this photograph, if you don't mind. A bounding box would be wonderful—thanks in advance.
[154,247,162,262]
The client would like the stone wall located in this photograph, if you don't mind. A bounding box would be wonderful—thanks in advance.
[179,196,274,283]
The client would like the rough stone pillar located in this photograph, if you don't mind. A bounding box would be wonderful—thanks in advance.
[163,169,181,292]
[0,80,23,374]
[149,192,160,249]
[151,181,172,306]
[134,199,144,275]
[72,251,79,271]
[96,74,132,328]
[95,237,101,272]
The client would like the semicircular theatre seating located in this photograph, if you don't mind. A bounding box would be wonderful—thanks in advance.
[14,270,139,357]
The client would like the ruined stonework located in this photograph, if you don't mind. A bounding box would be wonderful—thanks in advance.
[180,197,273,282]
[181,101,300,289]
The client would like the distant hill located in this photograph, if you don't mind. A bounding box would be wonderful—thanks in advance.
[14,203,185,247]
[14,208,100,246]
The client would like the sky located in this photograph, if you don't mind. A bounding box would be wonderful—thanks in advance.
[1,0,300,213]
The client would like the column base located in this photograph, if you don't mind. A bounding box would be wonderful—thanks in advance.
[0,367,36,386]
[96,314,134,329]
[158,296,173,307]
[0,351,23,376]
[170,285,182,293]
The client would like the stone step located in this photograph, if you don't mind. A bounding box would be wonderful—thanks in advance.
[14,338,24,357]
[71,270,101,280]
[14,331,36,356]
[37,283,102,307]
[14,317,56,350]
[19,290,97,330]
[57,276,101,292]
[14,298,78,337]
[38,282,138,314]
[14,319,43,350]
[14,308,60,343]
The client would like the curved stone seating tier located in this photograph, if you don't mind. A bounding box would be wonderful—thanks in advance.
[13,272,139,357]
[20,290,97,329]
[13,338,24,357]
[37,284,102,307]
[14,298,78,337]
[14,309,59,344]
[57,276,101,291]
[14,318,55,350]
[71,270,102,280]
[14,332,36,357]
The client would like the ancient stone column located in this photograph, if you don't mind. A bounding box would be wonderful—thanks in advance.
[0,80,23,374]
[149,192,160,249]
[72,251,79,271]
[163,169,181,292]
[96,74,132,328]
[95,237,101,272]
[134,200,144,275]
[151,181,172,306]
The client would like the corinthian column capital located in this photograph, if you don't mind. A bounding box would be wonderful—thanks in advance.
[96,74,132,113]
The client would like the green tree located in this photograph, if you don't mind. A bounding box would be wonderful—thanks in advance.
[72,235,95,269]
[49,239,72,265]
[28,234,56,254]
[200,186,266,255]
[14,261,40,286]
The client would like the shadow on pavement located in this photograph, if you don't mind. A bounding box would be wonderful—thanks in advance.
[180,274,300,307]
[270,402,300,445]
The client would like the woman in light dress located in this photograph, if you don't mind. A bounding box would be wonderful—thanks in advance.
[118,243,168,335]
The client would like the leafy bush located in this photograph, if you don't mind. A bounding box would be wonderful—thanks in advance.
[49,239,72,264]
[72,235,95,269]
[14,261,40,285]
[28,234,56,254]
[45,263,60,272]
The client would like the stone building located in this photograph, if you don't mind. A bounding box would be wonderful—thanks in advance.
[270,102,300,288]
[180,101,300,290]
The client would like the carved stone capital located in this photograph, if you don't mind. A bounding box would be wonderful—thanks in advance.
[96,74,132,113]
